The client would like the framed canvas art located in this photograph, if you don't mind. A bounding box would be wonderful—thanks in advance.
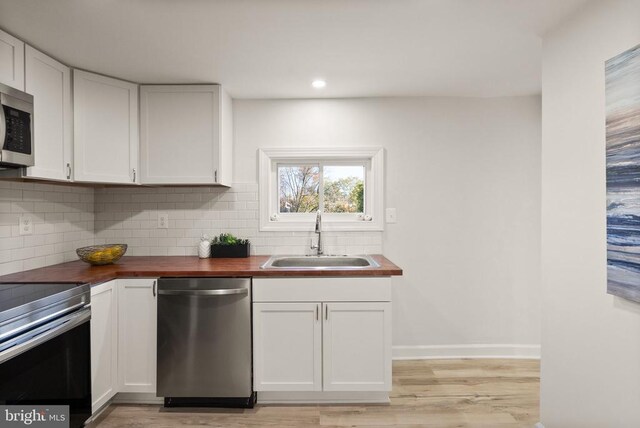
[606,43,640,302]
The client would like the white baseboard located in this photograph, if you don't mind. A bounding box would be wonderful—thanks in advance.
[257,391,389,404]
[87,401,112,425]
[392,344,541,360]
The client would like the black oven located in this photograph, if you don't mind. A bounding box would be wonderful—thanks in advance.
[0,283,91,428]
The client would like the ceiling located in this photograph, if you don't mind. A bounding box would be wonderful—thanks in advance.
[0,0,588,99]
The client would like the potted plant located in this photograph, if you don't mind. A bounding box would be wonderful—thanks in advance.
[210,233,251,258]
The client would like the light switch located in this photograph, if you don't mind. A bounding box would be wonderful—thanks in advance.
[19,215,33,235]
[385,208,397,223]
[158,212,169,229]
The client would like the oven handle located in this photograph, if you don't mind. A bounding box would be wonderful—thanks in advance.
[0,300,88,343]
[0,308,90,365]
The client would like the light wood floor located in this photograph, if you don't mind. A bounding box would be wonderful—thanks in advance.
[93,359,540,428]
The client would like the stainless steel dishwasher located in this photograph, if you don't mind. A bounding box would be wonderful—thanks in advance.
[157,277,255,407]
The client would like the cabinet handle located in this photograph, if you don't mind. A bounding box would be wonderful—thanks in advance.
[66,163,71,180]
[214,170,218,183]
[325,304,328,321]
[132,168,136,183]
[152,280,156,297]
[316,304,319,321]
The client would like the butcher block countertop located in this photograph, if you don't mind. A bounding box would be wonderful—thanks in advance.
[0,255,403,285]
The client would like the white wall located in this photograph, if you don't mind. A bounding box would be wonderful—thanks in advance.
[0,181,94,276]
[541,1,640,426]
[0,94,541,358]
[234,96,541,357]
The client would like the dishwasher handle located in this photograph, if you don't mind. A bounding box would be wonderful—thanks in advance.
[157,288,248,296]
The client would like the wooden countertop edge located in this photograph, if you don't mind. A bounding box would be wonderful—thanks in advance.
[0,255,403,285]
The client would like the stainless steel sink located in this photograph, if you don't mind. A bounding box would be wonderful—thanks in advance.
[261,255,380,270]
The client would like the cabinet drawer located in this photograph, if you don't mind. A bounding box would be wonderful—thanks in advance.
[253,277,391,302]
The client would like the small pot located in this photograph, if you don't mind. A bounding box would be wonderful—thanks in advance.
[210,242,250,258]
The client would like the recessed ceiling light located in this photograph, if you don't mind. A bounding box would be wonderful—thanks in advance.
[312,79,326,89]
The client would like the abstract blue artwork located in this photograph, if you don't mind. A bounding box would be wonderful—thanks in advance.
[606,43,640,303]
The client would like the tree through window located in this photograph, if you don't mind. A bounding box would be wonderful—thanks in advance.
[278,164,365,214]
[278,165,320,212]
[323,165,364,213]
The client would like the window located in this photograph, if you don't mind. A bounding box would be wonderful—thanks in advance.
[259,147,384,231]
[278,163,365,214]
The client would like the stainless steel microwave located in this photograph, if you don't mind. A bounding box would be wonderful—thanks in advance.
[0,83,34,169]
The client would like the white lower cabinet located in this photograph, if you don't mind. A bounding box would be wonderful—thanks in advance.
[252,277,392,398]
[89,278,158,415]
[253,302,322,391]
[322,302,391,392]
[90,280,118,413]
[117,278,158,393]
[90,276,389,410]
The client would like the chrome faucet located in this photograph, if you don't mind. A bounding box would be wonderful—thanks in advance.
[311,210,324,255]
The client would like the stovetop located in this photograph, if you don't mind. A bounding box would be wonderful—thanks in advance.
[0,283,84,314]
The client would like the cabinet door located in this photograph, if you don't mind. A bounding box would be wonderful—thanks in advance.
[118,278,157,393]
[322,302,392,391]
[0,29,24,90]
[90,281,118,413]
[139,85,220,184]
[24,46,72,181]
[253,302,322,391]
[73,70,139,184]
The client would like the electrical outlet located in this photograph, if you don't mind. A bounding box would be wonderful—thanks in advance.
[158,212,169,229]
[19,215,33,235]
[385,208,397,223]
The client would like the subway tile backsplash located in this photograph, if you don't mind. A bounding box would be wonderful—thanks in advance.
[0,181,382,276]
[94,184,382,257]
[0,181,94,276]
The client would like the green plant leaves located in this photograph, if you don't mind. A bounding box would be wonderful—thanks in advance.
[211,233,249,246]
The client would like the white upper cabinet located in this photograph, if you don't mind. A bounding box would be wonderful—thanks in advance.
[73,70,139,184]
[0,29,24,90]
[139,85,232,185]
[24,46,73,181]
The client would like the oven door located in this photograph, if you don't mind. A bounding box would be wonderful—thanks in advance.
[0,309,91,428]
[0,91,34,167]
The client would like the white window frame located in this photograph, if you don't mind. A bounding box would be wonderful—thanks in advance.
[259,147,384,232]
